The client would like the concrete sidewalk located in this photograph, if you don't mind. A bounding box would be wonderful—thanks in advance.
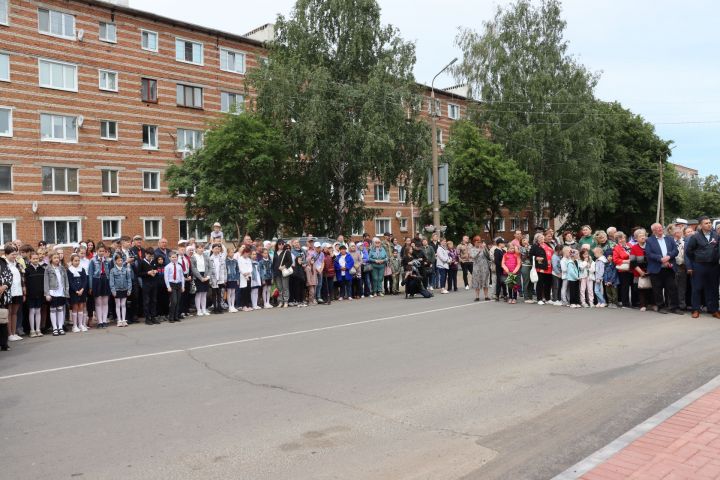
[580,385,720,479]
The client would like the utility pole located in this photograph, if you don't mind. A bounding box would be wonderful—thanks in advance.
[656,157,665,225]
[430,57,457,238]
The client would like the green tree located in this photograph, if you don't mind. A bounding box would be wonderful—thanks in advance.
[441,121,535,239]
[684,175,720,219]
[165,113,301,239]
[455,0,606,224]
[248,0,430,236]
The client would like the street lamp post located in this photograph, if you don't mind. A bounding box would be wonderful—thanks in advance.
[431,57,457,238]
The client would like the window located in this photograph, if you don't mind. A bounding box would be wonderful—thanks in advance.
[141,29,158,52]
[375,218,391,236]
[142,125,158,149]
[143,219,161,240]
[99,69,118,92]
[0,53,8,82]
[542,218,550,229]
[179,219,207,241]
[0,0,7,25]
[177,186,196,197]
[101,219,121,240]
[219,48,245,74]
[0,220,15,245]
[374,184,390,202]
[428,98,441,116]
[494,218,505,232]
[511,218,519,232]
[522,218,529,232]
[101,169,118,195]
[100,120,117,140]
[42,166,78,193]
[141,78,157,103]
[220,92,244,113]
[0,107,11,137]
[38,8,75,39]
[142,171,160,191]
[40,114,78,143]
[43,219,80,244]
[99,22,116,43]
[38,59,77,91]
[0,165,11,191]
[436,129,443,146]
[176,128,203,151]
[448,103,460,120]
[398,186,407,203]
[399,218,408,232]
[175,38,203,65]
[483,219,490,233]
[176,84,202,108]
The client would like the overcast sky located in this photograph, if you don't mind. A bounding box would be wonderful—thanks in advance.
[132,0,720,176]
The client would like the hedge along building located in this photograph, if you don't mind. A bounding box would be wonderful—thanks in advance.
[0,0,534,246]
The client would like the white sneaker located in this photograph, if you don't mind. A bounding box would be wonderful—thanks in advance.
[203,310,211,316]
[465,286,470,290]
[253,306,262,310]
[264,305,273,309]
[229,307,238,313]
[9,334,22,341]
[81,325,88,332]
[72,326,81,333]
[537,301,545,305]
[441,289,449,294]
[429,287,434,291]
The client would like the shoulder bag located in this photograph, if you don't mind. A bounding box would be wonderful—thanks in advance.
[280,251,293,278]
[530,257,539,284]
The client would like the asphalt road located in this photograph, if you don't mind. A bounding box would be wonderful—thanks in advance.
[3,293,720,480]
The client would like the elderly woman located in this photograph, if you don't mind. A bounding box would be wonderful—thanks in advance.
[630,228,653,311]
[612,232,633,308]
[470,236,492,301]
[530,232,553,304]
[368,237,388,297]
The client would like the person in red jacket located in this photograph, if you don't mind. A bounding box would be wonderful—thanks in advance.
[612,232,633,308]
[321,244,336,305]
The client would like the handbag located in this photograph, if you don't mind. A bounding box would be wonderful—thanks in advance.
[190,280,197,294]
[638,275,652,289]
[0,307,7,325]
[530,257,539,284]
[617,263,630,272]
[349,267,357,275]
[280,251,293,277]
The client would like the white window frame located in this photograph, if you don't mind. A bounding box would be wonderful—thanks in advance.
[220,92,244,114]
[448,103,460,120]
[38,8,75,40]
[100,169,119,196]
[142,170,160,192]
[522,218,530,232]
[0,219,16,245]
[0,106,12,137]
[100,120,118,140]
[179,219,207,242]
[542,218,550,230]
[374,218,391,236]
[41,217,82,244]
[398,185,407,203]
[142,124,158,150]
[142,218,162,240]
[0,0,8,26]
[374,184,390,203]
[510,218,519,232]
[495,218,506,232]
[0,52,9,82]
[176,128,203,152]
[41,166,79,194]
[399,218,408,232]
[99,21,117,43]
[38,58,78,92]
[175,37,203,66]
[100,217,122,240]
[98,69,118,92]
[141,77,158,103]
[40,113,78,143]
[0,165,12,192]
[176,84,203,109]
[219,47,245,74]
[141,29,158,52]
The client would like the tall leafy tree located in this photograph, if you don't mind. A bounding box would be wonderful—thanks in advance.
[248,0,430,236]
[441,121,535,239]
[455,0,606,224]
[683,175,720,220]
[165,113,301,239]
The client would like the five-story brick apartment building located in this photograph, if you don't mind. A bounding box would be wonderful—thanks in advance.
[1,0,531,246]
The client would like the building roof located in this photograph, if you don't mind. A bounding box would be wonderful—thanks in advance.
[81,0,265,47]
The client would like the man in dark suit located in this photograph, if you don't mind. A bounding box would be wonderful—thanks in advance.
[685,216,720,319]
[645,222,682,314]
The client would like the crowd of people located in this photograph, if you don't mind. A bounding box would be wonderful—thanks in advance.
[1,217,719,352]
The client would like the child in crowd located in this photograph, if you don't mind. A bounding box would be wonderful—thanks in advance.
[44,252,68,336]
[88,244,112,329]
[559,246,571,306]
[592,246,607,307]
[447,240,459,292]
[192,244,211,316]
[24,252,45,337]
[566,249,582,308]
[210,222,224,243]
[139,248,159,325]
[209,243,227,314]
[578,249,595,308]
[603,246,620,308]
[165,252,184,323]
[501,243,521,304]
[493,239,507,301]
[109,253,132,327]
[390,250,402,295]
[237,246,253,312]
[259,248,274,309]
[225,247,239,313]
[67,253,89,332]
[250,249,262,310]
[551,245,564,305]
[154,254,169,319]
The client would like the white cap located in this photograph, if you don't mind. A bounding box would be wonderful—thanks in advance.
[674,218,688,225]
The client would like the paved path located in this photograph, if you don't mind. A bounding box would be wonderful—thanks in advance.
[3,294,720,479]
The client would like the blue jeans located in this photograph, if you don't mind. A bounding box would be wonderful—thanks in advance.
[340,279,352,299]
[594,280,605,304]
[316,275,323,300]
[438,268,448,290]
[362,270,372,296]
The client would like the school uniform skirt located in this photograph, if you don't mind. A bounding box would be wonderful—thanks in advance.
[49,296,66,308]
[195,272,209,293]
[27,297,44,309]
[69,290,87,305]
[92,275,111,297]
[114,290,128,299]
[226,280,238,289]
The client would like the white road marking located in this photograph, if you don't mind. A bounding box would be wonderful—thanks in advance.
[0,302,477,381]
